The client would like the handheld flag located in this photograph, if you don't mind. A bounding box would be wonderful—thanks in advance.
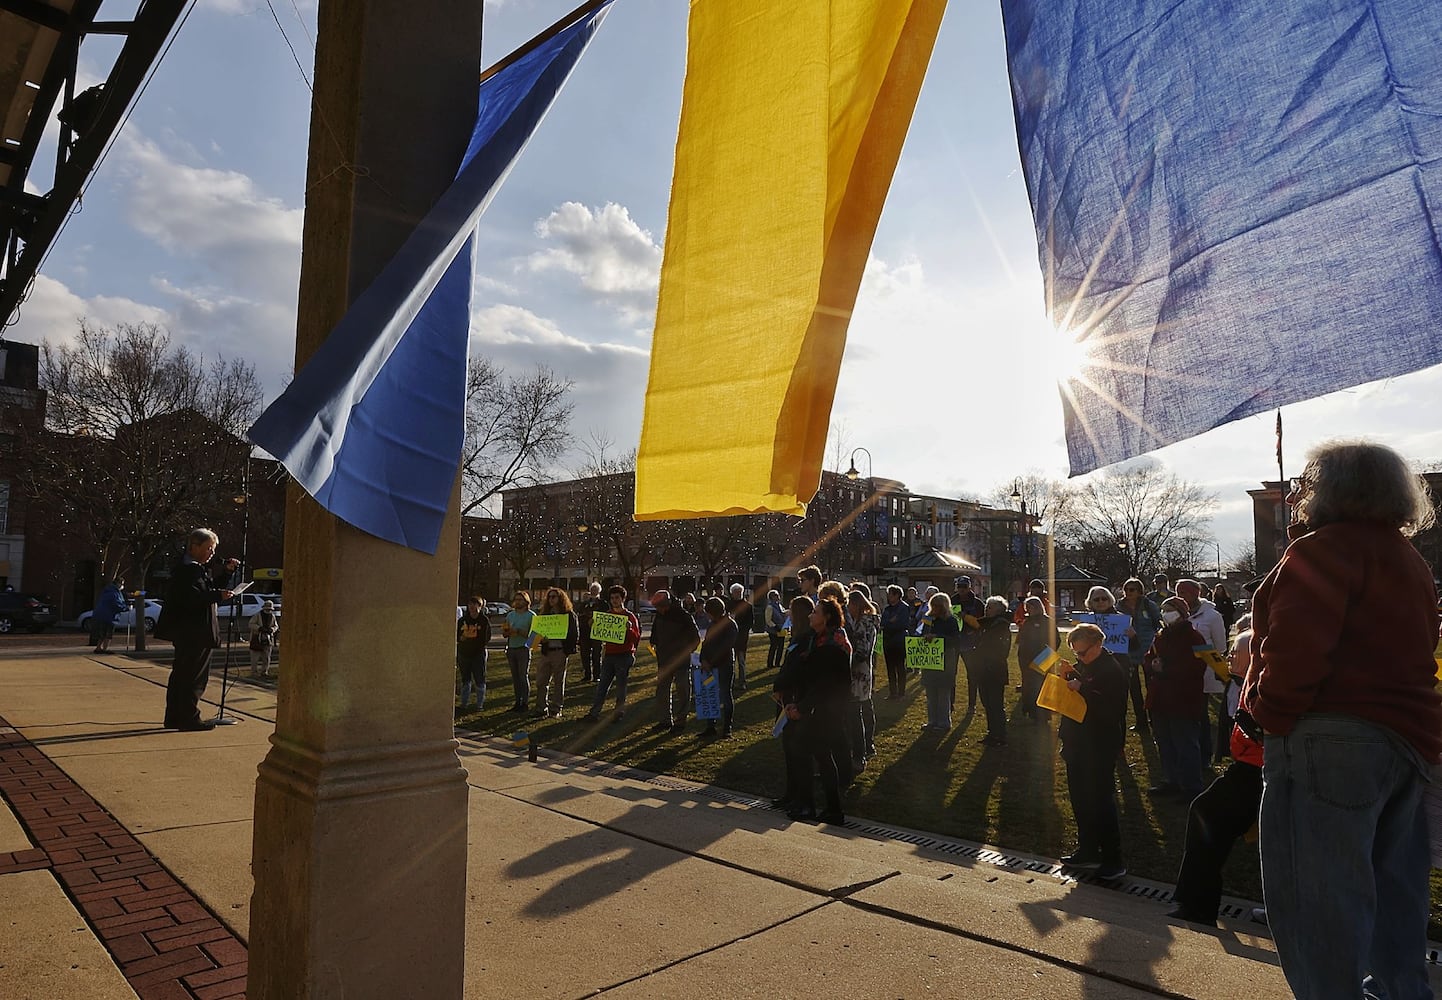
[248,3,612,553]
[635,1,946,519]
[1029,646,1062,676]
[1002,0,1442,475]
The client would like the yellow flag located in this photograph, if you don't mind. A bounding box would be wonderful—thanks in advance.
[635,0,947,519]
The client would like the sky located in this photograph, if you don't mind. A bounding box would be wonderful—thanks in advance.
[8,0,1442,560]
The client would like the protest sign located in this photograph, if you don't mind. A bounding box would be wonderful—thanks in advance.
[693,667,721,720]
[905,636,944,670]
[590,611,628,644]
[1037,672,1087,722]
[532,614,569,640]
[1193,644,1231,681]
[1072,612,1132,654]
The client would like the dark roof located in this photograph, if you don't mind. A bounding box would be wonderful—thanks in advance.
[1051,563,1107,583]
[886,549,983,573]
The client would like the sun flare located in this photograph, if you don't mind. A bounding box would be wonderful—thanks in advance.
[1035,316,1093,386]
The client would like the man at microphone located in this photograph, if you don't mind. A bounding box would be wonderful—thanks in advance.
[159,527,238,732]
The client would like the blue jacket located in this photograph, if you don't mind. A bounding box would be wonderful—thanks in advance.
[94,585,127,625]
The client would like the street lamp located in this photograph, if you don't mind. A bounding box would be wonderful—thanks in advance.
[846,448,876,580]
[1010,480,1031,589]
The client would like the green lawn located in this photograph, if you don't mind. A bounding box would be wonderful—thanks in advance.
[458,637,1265,908]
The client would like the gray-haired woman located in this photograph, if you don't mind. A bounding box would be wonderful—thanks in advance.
[1242,439,1439,997]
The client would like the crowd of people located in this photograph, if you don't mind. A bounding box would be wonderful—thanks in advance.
[452,438,1439,999]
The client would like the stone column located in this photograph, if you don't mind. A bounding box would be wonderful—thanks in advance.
[247,1,480,996]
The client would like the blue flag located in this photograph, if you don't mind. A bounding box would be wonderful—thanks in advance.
[248,4,612,553]
[1002,0,1442,475]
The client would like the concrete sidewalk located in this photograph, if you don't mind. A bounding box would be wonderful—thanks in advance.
[0,643,1384,998]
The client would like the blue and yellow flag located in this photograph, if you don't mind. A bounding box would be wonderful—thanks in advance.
[1029,646,1062,676]
[635,1,946,519]
[1193,644,1231,681]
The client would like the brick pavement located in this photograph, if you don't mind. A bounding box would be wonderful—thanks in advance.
[0,716,248,1000]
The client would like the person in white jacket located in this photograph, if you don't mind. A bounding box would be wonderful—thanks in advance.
[1177,579,1227,762]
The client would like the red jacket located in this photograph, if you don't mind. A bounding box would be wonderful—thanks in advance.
[1242,521,1442,762]
[602,609,641,655]
[1142,621,1207,718]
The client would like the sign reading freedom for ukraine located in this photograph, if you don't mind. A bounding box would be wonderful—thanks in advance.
[1071,613,1131,654]
[531,614,569,640]
[906,636,944,671]
[590,612,628,644]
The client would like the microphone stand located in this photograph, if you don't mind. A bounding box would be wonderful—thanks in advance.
[213,562,244,727]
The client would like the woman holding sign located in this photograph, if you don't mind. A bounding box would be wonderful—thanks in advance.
[919,593,961,732]
[1059,623,1129,879]
[532,588,579,720]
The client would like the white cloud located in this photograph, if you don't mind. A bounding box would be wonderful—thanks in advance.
[526,202,661,322]
[6,275,169,345]
[470,303,651,466]
[116,132,303,301]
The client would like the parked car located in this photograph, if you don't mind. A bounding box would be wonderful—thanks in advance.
[485,602,511,617]
[0,592,60,634]
[217,593,283,620]
[78,598,164,634]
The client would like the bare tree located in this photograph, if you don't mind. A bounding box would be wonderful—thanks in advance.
[15,321,262,587]
[1224,543,1259,577]
[987,472,1063,532]
[826,417,855,474]
[460,359,573,516]
[1052,463,1218,580]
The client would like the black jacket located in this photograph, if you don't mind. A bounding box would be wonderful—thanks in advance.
[972,614,1012,674]
[1059,649,1128,752]
[701,616,738,670]
[651,603,699,676]
[160,557,224,649]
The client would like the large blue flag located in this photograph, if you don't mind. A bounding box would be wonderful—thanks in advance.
[1002,0,1442,475]
[249,3,611,553]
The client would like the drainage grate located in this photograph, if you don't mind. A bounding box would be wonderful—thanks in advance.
[480,735,1442,960]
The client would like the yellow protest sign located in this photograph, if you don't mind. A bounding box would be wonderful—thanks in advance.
[905,636,944,670]
[1435,657,1442,682]
[1037,672,1087,722]
[1193,645,1231,681]
[590,611,628,644]
[532,614,570,640]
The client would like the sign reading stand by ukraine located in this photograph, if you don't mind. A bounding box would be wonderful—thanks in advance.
[905,636,944,671]
[590,612,627,644]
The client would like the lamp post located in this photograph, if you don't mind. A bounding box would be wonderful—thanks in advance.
[1117,538,1130,580]
[1010,479,1030,594]
[846,448,875,580]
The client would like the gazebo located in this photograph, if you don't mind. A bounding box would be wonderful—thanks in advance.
[881,548,986,594]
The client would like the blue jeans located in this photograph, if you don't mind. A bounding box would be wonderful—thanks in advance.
[921,668,952,730]
[590,652,634,717]
[1152,712,1205,796]
[1261,715,1433,1000]
[506,647,531,708]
